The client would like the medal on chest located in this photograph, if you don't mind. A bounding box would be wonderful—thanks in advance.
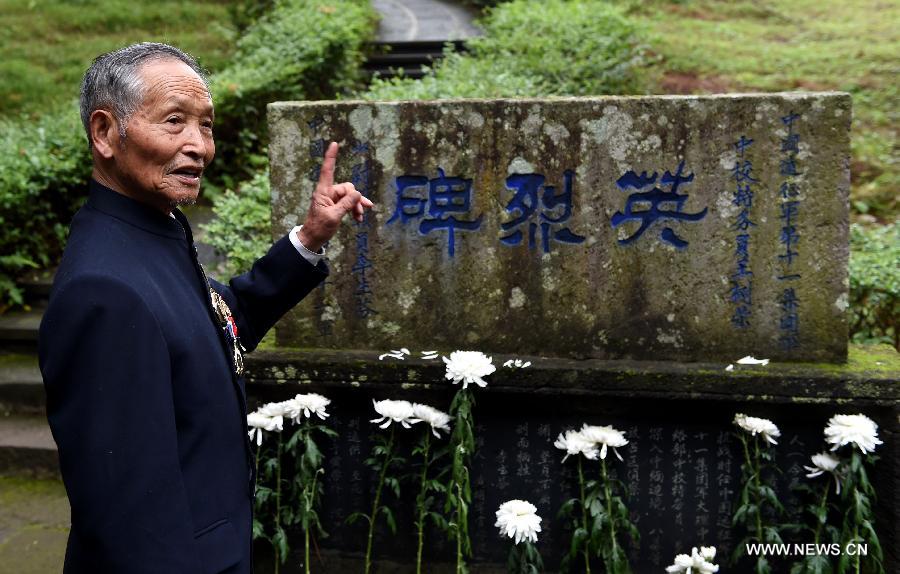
[209,289,245,375]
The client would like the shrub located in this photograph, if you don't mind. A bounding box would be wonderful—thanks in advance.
[201,170,273,277]
[0,106,91,308]
[849,222,899,349]
[362,0,648,100]
[208,0,378,193]
[0,0,377,307]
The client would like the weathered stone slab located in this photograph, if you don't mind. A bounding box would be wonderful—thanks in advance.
[269,94,851,362]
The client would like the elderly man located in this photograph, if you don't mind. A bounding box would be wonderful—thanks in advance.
[38,43,371,573]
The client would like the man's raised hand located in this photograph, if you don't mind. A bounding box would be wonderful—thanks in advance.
[297,142,374,253]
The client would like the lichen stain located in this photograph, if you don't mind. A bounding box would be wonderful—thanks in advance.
[580,106,639,168]
[397,286,421,315]
[508,157,535,174]
[320,302,340,324]
[834,293,849,312]
[509,286,526,309]
[350,105,399,171]
[719,149,736,171]
[543,122,570,145]
[542,265,558,292]
[521,107,543,136]
[715,189,740,220]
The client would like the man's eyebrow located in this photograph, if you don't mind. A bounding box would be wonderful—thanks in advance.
[160,94,214,116]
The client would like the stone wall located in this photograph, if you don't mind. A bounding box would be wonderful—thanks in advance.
[269,94,851,363]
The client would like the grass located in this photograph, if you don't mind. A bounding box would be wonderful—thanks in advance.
[622,0,898,221]
[0,0,242,119]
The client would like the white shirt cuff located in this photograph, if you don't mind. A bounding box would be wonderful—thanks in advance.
[289,225,325,266]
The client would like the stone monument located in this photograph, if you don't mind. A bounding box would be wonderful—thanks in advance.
[248,94,898,573]
[270,94,851,363]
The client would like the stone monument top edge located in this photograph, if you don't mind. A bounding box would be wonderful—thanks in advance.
[267,91,851,110]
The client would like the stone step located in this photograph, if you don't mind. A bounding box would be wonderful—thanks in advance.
[16,267,55,307]
[0,413,58,479]
[0,353,44,415]
[364,40,467,80]
[0,308,42,353]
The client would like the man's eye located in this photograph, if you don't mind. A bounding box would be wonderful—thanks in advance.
[166,116,181,124]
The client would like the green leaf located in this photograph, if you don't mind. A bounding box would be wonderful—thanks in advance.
[755,556,771,574]
[381,505,397,534]
[252,518,265,540]
[860,519,883,560]
[272,526,289,564]
[385,476,401,498]
[317,426,339,438]
[763,526,783,544]
[345,512,370,526]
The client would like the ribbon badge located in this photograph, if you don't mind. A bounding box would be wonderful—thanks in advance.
[209,289,245,375]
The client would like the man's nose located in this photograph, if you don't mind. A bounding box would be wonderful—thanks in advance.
[181,122,209,160]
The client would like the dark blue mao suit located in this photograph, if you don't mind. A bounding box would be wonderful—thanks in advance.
[39,180,326,573]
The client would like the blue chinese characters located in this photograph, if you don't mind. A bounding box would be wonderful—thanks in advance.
[777,112,803,349]
[729,136,758,329]
[500,171,585,253]
[610,160,708,248]
[351,147,376,318]
[387,167,483,257]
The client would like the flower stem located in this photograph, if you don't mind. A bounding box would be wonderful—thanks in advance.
[416,432,432,574]
[455,482,464,574]
[275,431,283,574]
[254,442,261,486]
[601,457,619,567]
[365,427,395,574]
[812,479,830,545]
[303,425,317,574]
[753,438,764,545]
[577,456,591,574]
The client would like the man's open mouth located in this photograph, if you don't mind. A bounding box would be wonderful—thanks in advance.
[170,165,203,184]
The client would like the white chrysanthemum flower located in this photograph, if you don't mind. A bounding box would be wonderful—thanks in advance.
[666,554,693,573]
[824,414,882,455]
[495,499,542,544]
[259,401,290,418]
[412,403,451,438]
[580,424,629,461]
[247,411,283,445]
[734,413,781,445]
[699,546,716,562]
[282,393,330,423]
[553,429,599,462]
[370,399,419,429]
[443,350,496,389]
[804,451,843,494]
[666,546,719,573]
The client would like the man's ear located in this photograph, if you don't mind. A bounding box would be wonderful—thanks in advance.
[89,109,120,159]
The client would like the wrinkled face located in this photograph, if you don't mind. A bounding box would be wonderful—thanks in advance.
[113,59,215,211]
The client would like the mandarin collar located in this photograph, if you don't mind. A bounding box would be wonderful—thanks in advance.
[87,179,192,241]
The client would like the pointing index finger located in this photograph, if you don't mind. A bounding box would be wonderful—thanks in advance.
[317,141,339,189]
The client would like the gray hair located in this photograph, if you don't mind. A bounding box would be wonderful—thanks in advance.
[79,42,210,147]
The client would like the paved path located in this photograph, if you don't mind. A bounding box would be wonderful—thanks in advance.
[0,476,68,574]
[373,0,481,42]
